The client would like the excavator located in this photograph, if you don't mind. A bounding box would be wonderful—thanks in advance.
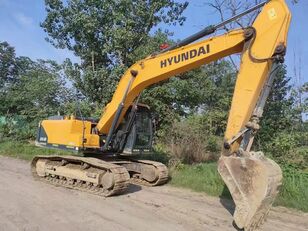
[32,0,291,230]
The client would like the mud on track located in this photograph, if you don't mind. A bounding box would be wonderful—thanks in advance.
[0,156,307,231]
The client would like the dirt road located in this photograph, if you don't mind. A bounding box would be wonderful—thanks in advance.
[0,156,307,231]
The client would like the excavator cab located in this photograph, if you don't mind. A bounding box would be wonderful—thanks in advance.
[115,104,154,156]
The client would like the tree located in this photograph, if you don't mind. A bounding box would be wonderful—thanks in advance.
[0,42,38,114]
[0,42,18,90]
[205,0,264,70]
[206,0,263,29]
[42,0,188,67]
[63,59,125,107]
[0,42,75,139]
[255,65,295,145]
[5,60,68,117]
[142,59,236,134]
[42,0,188,107]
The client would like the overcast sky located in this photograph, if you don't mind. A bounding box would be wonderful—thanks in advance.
[0,0,307,86]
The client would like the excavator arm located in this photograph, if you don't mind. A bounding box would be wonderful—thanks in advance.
[96,0,290,140]
[96,29,244,134]
[95,0,291,229]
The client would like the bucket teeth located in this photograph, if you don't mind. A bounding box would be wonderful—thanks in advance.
[218,152,282,230]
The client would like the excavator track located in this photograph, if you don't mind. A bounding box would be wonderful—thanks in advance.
[31,155,130,197]
[129,160,169,186]
[112,159,169,187]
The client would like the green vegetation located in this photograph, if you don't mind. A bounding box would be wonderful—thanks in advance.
[276,166,308,211]
[170,163,231,198]
[0,140,71,161]
[170,162,308,212]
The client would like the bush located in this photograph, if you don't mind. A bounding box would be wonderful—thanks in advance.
[0,116,37,141]
[275,165,308,212]
[265,132,298,158]
[162,118,221,164]
[264,131,308,170]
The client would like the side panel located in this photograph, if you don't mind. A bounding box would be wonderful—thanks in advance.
[37,120,100,149]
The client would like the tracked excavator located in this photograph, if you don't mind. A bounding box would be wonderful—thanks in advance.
[32,0,291,230]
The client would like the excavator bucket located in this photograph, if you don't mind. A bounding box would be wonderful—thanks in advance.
[218,152,282,230]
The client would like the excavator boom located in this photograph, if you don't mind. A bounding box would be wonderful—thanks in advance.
[96,0,290,139]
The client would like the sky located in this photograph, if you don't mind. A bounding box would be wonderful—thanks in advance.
[0,0,307,86]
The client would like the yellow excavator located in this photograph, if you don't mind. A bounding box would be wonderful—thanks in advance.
[32,0,291,230]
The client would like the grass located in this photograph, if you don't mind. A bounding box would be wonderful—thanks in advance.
[275,169,308,211]
[1,140,307,212]
[170,162,308,212]
[170,163,231,198]
[0,140,71,161]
